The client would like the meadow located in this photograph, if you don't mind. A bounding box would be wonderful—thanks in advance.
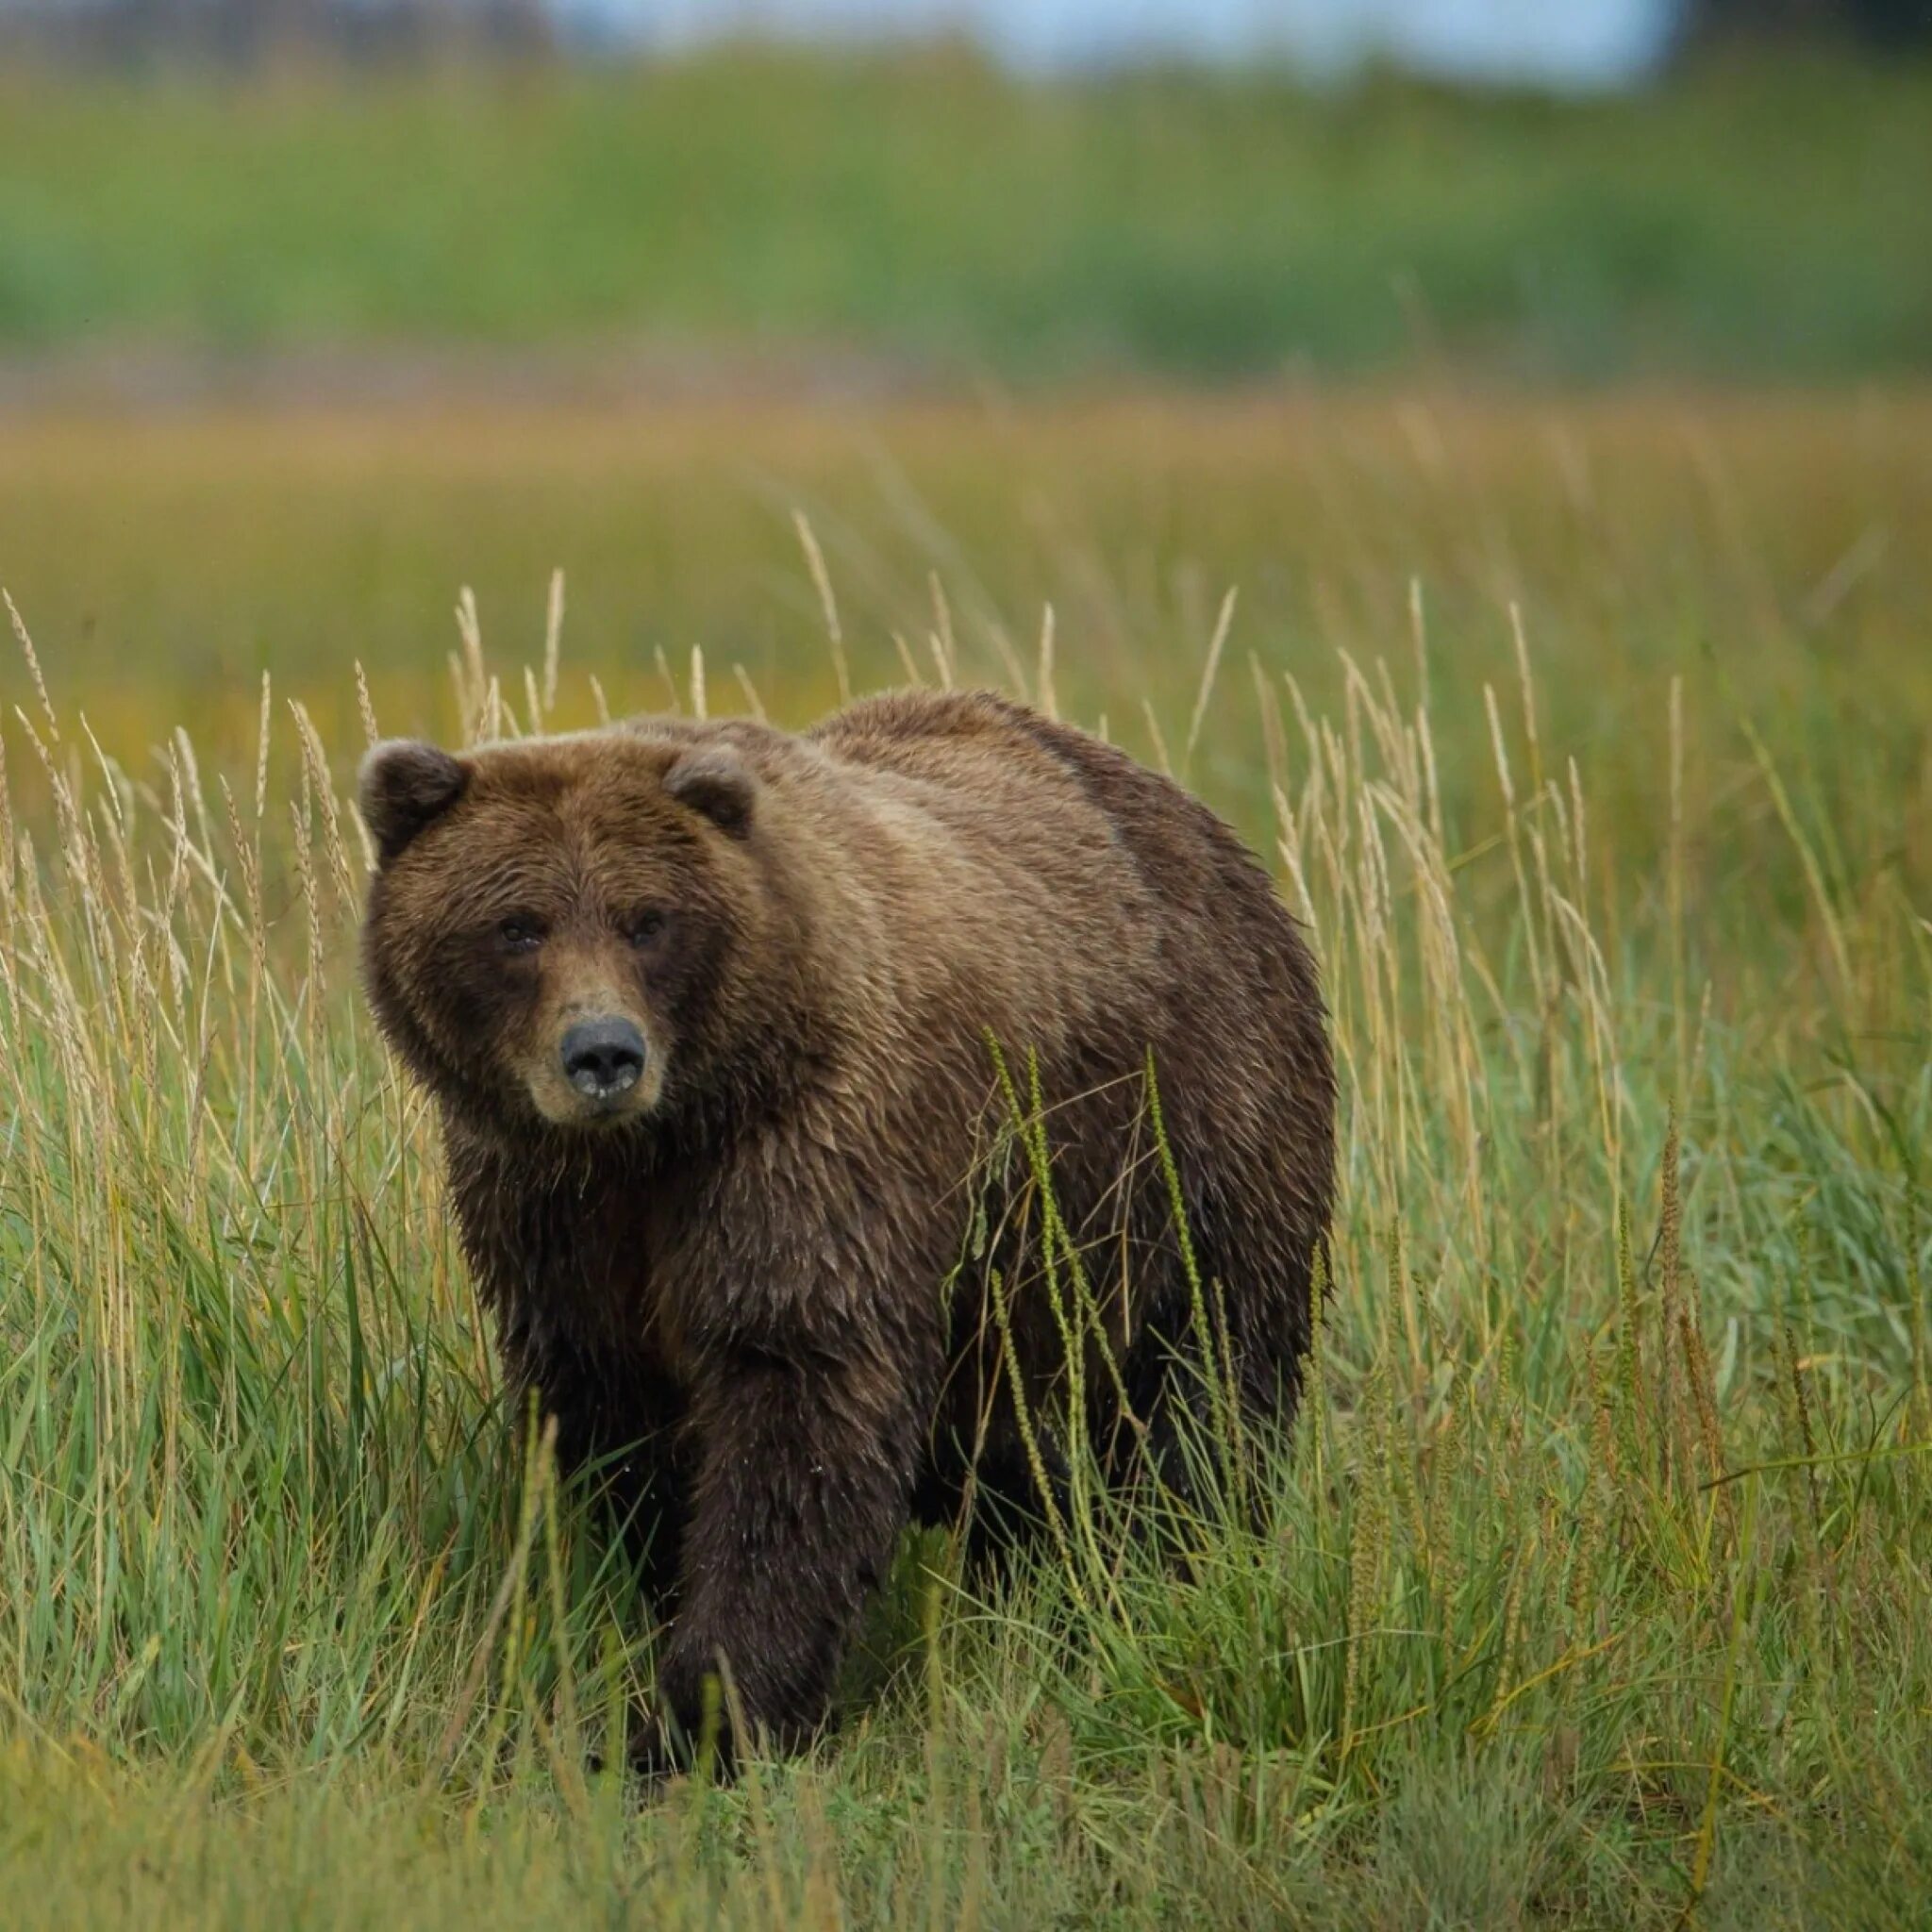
[1,53,1930,378]
[0,384,1929,1926]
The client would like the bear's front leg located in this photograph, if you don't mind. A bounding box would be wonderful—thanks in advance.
[497,1328,692,1610]
[641,1343,917,1772]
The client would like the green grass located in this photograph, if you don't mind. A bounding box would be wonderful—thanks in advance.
[1,51,1930,377]
[0,388,1930,1924]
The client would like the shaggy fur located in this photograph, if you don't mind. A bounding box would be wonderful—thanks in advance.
[359,690,1334,1768]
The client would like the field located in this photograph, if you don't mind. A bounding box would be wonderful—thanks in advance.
[2,54,1931,379]
[1,383,1930,1927]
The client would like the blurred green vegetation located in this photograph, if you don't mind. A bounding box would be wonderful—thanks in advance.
[0,49,1928,377]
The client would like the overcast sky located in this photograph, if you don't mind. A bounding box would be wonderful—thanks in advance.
[623,0,1681,87]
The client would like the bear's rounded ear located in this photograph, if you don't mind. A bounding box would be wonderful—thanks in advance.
[358,740,469,866]
[664,744,757,838]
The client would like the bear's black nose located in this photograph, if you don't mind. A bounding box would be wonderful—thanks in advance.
[560,1018,646,1100]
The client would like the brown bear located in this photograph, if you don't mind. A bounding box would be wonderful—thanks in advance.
[358,688,1333,1769]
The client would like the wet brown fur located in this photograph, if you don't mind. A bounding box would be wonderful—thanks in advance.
[358,690,1334,1767]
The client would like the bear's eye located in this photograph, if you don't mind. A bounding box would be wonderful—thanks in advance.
[625,909,667,949]
[498,918,545,953]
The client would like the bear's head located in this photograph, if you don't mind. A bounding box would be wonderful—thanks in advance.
[358,727,786,1138]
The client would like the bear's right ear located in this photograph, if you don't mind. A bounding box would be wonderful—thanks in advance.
[358,740,469,866]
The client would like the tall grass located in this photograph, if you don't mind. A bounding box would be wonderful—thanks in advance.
[0,498,1928,1924]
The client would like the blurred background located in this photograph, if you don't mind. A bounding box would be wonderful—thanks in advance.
[2,0,1928,380]
[0,0,1925,786]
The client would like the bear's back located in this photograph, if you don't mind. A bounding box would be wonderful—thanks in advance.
[792,691,1158,1028]
[808,690,1298,958]
[804,687,1181,869]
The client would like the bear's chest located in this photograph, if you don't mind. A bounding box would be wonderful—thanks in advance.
[554,1177,697,1363]
[458,1155,701,1387]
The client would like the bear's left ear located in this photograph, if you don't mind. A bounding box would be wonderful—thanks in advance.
[358,740,470,866]
[664,745,758,838]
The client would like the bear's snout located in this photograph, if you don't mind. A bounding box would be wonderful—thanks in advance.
[559,1016,647,1104]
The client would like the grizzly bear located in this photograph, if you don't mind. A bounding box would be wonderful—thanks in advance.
[358,689,1333,1769]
